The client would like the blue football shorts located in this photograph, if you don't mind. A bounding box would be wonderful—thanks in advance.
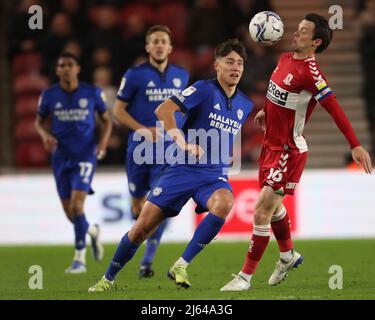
[147,165,232,217]
[125,149,163,198]
[51,152,96,199]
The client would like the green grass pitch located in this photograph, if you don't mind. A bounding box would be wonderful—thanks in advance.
[1,239,374,300]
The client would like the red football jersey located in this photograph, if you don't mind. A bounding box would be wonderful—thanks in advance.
[264,52,333,153]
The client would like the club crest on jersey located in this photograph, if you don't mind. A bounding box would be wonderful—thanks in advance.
[283,73,293,86]
[182,86,196,97]
[237,109,244,120]
[173,78,181,88]
[152,187,163,196]
[79,98,88,108]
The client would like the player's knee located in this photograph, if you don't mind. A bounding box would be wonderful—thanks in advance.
[70,201,84,216]
[128,227,149,244]
[210,199,233,218]
[64,209,74,222]
[253,202,273,224]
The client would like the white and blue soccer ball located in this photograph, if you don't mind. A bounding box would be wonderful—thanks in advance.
[249,11,284,46]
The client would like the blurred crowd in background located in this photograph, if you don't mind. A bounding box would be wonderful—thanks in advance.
[4,0,375,168]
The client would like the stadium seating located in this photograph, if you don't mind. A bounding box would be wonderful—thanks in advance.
[120,3,155,27]
[15,94,40,118]
[13,73,49,96]
[14,116,40,141]
[15,141,49,167]
[12,52,42,76]
[156,3,188,46]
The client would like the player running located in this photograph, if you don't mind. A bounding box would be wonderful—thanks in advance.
[88,38,254,292]
[113,25,189,278]
[35,52,112,273]
[221,13,372,291]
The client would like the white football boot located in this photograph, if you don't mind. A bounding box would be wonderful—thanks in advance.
[268,250,303,286]
[220,273,251,291]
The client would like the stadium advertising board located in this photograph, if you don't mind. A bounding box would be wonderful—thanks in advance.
[0,171,374,244]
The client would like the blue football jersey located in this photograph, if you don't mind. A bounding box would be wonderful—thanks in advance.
[37,82,107,156]
[117,62,189,148]
[170,79,254,168]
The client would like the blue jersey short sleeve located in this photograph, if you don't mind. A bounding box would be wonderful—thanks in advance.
[95,88,107,114]
[117,68,137,102]
[37,91,50,118]
[170,80,210,113]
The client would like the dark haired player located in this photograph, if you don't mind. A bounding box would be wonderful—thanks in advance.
[88,38,254,292]
[35,52,112,273]
[221,14,372,291]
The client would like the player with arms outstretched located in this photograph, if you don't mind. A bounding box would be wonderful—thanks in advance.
[113,25,189,278]
[35,52,112,273]
[221,13,372,291]
[88,38,254,292]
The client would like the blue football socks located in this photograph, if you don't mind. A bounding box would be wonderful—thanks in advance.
[73,214,89,250]
[105,233,140,281]
[182,213,225,263]
[141,219,168,266]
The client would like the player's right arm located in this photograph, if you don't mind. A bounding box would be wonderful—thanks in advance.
[115,69,157,142]
[155,82,209,159]
[155,99,203,159]
[34,92,58,152]
[34,115,58,152]
[113,100,157,142]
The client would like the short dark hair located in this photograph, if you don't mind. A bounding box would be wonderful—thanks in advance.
[57,52,80,65]
[214,38,247,61]
[304,13,333,54]
[145,25,172,43]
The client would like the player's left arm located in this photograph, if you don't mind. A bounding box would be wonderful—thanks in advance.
[302,62,371,173]
[95,88,113,160]
[319,95,372,173]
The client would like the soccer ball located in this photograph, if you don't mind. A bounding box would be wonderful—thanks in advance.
[249,11,284,46]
